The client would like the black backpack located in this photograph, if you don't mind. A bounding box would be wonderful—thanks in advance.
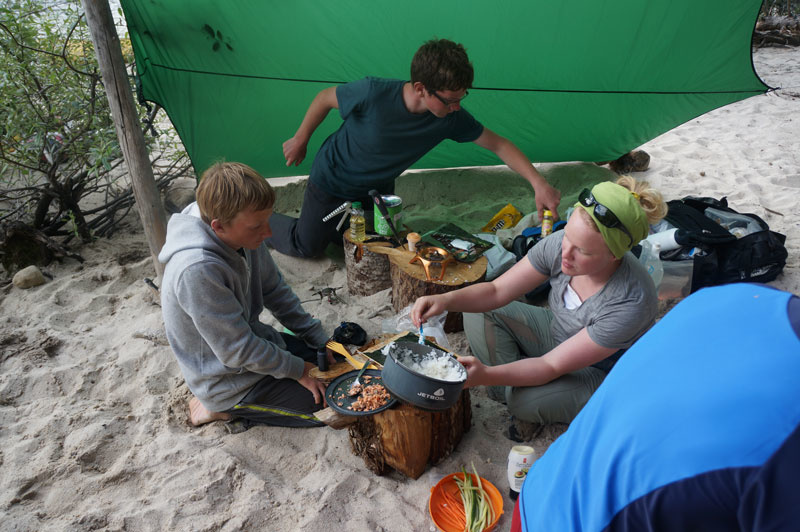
[662,196,788,292]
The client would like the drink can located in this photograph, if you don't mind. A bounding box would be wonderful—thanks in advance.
[507,445,536,500]
[541,210,554,237]
[374,195,403,236]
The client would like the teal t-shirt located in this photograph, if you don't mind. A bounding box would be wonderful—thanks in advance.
[310,77,484,199]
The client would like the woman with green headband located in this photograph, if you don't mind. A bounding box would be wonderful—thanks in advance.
[411,176,667,434]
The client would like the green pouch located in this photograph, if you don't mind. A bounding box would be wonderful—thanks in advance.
[420,223,493,263]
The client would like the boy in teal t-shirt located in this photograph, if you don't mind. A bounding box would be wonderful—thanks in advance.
[267,38,561,258]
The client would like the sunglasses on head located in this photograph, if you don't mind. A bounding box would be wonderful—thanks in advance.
[578,188,634,247]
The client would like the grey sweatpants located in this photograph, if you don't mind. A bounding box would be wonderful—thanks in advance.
[463,301,607,424]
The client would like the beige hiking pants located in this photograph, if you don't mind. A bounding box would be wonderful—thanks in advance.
[463,302,607,424]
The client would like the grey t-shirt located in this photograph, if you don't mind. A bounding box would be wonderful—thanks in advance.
[310,77,484,199]
[528,231,658,350]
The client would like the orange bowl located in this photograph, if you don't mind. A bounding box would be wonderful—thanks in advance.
[429,472,504,532]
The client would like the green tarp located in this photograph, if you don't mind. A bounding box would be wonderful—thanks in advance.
[119,0,767,178]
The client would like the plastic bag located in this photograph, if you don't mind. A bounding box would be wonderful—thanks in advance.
[381,303,451,350]
[475,233,517,280]
[495,212,539,248]
[704,207,762,238]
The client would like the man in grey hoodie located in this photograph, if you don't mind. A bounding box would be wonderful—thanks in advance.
[159,162,331,427]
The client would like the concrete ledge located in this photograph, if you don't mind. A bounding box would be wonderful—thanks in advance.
[267,175,308,188]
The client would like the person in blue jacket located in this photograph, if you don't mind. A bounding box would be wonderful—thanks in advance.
[512,283,800,531]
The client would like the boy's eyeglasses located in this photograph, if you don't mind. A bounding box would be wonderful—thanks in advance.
[431,90,469,106]
[578,188,634,247]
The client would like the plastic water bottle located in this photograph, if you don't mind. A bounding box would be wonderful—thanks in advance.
[639,239,664,289]
[349,201,366,242]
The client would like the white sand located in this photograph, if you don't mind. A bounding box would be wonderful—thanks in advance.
[2,46,798,531]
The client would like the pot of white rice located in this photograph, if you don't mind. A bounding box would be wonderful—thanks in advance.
[381,341,467,411]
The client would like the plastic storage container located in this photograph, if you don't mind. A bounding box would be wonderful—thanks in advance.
[658,259,693,299]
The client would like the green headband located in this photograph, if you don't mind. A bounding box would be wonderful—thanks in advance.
[575,181,650,259]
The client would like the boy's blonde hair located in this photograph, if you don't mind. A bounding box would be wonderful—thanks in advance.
[196,162,275,225]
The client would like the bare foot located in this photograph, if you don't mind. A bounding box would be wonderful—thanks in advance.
[188,397,231,426]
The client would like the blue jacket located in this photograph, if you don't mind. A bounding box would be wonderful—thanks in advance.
[519,283,800,531]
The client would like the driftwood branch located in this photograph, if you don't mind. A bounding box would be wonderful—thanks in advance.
[754,15,800,47]
[753,30,800,47]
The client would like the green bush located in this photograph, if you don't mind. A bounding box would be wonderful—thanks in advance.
[759,0,799,17]
[0,0,189,244]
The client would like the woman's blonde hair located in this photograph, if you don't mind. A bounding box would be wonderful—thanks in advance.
[614,175,667,224]
[196,162,275,225]
[577,175,667,234]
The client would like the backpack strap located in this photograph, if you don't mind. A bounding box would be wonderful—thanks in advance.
[664,199,737,246]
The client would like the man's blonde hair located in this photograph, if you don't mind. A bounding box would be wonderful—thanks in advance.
[196,162,275,225]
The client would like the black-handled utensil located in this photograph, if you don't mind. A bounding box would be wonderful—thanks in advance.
[368,189,403,247]
[317,348,329,372]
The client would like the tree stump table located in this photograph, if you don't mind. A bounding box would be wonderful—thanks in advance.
[348,390,472,479]
[316,333,472,479]
[344,240,488,331]
[342,234,394,296]
[386,250,488,333]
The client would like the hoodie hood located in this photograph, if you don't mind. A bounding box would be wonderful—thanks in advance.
[158,202,240,267]
[157,202,328,412]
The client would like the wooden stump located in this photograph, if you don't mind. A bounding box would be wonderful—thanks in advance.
[348,390,472,479]
[343,234,392,296]
[318,334,472,478]
[388,253,488,332]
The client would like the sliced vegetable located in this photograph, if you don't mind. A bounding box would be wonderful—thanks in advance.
[453,463,497,532]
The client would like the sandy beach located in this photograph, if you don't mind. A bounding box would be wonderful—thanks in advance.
[1,45,798,531]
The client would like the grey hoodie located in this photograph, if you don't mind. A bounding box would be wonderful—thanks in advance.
[158,203,328,412]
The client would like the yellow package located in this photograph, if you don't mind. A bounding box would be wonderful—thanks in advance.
[480,203,523,233]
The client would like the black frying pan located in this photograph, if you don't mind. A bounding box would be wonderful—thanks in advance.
[324,369,397,416]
